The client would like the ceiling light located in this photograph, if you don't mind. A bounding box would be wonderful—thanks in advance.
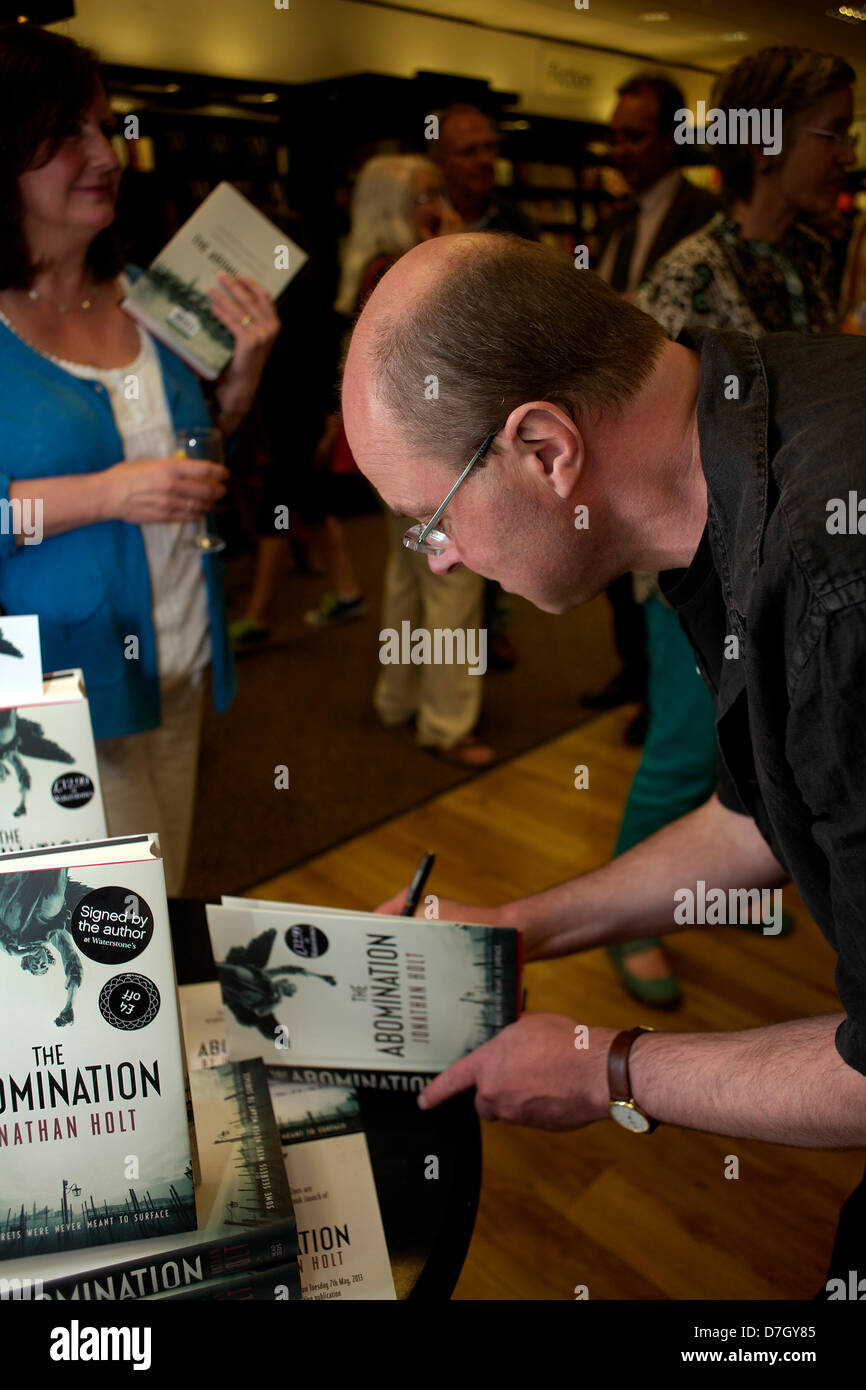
[722,31,749,41]
[639,11,670,19]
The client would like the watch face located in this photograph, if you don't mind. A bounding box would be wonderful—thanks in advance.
[610,1101,651,1133]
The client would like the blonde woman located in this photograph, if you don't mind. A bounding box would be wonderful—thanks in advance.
[302,154,461,629]
[232,156,461,641]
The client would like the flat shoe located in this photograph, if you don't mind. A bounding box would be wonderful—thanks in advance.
[607,939,682,1008]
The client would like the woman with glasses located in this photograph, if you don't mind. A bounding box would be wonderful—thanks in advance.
[638,46,856,333]
[605,45,857,1009]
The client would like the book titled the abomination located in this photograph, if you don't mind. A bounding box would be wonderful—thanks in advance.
[121,181,307,379]
[0,671,107,856]
[0,834,195,1262]
[206,900,522,1075]
[0,1058,298,1300]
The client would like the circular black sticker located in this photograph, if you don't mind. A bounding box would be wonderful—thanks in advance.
[51,773,95,809]
[99,973,160,1030]
[284,923,329,958]
[69,887,154,964]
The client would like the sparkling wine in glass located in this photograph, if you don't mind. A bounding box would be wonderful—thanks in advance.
[177,426,226,554]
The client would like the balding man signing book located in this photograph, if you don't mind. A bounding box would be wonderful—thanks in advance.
[341,232,866,1294]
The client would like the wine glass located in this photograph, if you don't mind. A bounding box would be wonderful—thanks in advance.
[176,426,227,554]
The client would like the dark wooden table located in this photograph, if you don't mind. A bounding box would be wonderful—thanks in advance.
[168,897,481,1301]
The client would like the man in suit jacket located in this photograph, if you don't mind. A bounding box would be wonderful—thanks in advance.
[597,74,720,296]
[587,74,721,741]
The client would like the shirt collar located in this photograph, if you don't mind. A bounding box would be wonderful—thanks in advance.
[678,326,771,640]
[637,168,682,217]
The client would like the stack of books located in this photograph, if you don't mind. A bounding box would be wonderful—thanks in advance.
[0,851,522,1301]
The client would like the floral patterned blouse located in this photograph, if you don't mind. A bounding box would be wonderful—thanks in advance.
[632,212,838,603]
[634,211,838,339]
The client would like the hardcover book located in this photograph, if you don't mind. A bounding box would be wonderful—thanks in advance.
[0,671,107,856]
[0,834,194,1262]
[0,1057,297,1299]
[206,899,522,1074]
[178,977,396,1300]
[121,181,307,379]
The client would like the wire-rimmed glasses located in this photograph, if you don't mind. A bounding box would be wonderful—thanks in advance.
[797,126,859,152]
[402,430,497,556]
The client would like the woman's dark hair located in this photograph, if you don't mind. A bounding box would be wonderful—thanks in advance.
[0,23,124,289]
[710,46,856,206]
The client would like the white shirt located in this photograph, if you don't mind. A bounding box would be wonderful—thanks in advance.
[598,169,683,295]
[0,290,211,683]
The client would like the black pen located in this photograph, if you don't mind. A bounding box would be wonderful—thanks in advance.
[402,852,436,917]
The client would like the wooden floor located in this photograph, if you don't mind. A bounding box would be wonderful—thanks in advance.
[252,706,865,1301]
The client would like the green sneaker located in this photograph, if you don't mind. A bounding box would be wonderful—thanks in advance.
[229,616,270,648]
[303,592,366,627]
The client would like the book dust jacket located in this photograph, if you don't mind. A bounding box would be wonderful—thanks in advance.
[0,671,107,856]
[207,901,521,1073]
[0,835,195,1261]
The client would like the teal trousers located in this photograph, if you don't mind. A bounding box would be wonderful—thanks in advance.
[614,594,718,861]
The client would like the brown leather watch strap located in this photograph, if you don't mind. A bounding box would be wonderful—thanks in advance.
[608,1026,653,1102]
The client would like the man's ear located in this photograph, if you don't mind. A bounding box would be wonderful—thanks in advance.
[512,403,584,500]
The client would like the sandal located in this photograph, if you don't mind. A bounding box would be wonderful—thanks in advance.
[607,938,682,1009]
[423,734,496,768]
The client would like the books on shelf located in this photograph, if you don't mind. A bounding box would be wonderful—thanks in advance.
[0,670,107,856]
[121,181,308,379]
[0,834,194,1264]
[206,897,522,1076]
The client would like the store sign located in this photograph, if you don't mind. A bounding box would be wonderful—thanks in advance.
[538,45,595,99]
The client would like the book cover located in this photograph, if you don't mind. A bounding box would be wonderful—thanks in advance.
[267,1068,397,1301]
[0,671,107,856]
[206,901,521,1073]
[148,1260,301,1300]
[179,980,474,1301]
[0,1057,297,1299]
[178,979,229,1071]
[0,835,194,1261]
[121,181,307,379]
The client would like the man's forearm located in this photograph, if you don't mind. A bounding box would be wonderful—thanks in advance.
[504,793,788,960]
[627,1015,866,1147]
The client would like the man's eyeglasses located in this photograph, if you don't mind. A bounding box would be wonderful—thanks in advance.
[402,431,498,556]
[798,126,859,151]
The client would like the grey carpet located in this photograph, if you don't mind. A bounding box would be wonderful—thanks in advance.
[183,511,621,897]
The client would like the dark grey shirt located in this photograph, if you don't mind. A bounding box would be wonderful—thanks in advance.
[659,327,866,1077]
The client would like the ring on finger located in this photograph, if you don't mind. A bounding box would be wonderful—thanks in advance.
[241,314,253,327]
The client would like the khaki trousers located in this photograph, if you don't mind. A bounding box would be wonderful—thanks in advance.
[96,670,205,896]
[374,512,485,748]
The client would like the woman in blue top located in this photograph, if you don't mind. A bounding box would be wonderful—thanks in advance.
[0,25,279,891]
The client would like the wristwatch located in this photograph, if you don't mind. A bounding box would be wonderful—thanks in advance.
[608,1026,659,1133]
